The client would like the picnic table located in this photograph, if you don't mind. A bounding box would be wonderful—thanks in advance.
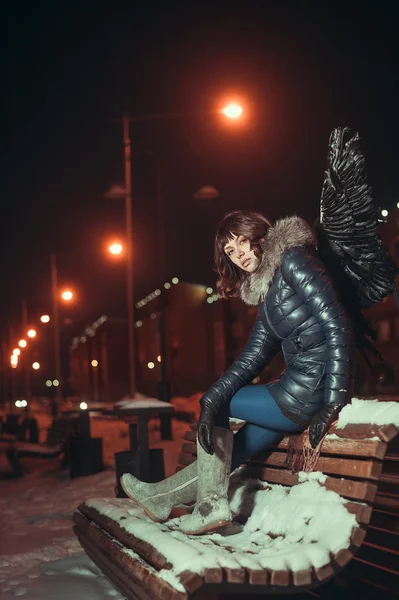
[114,398,175,492]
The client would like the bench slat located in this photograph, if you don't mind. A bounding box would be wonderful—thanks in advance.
[182,437,388,461]
[370,509,399,533]
[188,423,399,443]
[373,493,399,514]
[255,451,383,481]
[278,436,387,459]
[246,465,378,502]
[329,424,398,443]
[355,541,399,575]
[367,526,399,552]
[344,502,372,524]
[180,443,384,481]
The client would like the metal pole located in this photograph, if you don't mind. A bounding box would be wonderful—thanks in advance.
[51,254,62,417]
[123,112,136,397]
[156,164,172,439]
[9,326,16,410]
[21,299,32,403]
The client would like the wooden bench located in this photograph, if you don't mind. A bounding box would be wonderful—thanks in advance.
[5,415,77,475]
[74,399,399,600]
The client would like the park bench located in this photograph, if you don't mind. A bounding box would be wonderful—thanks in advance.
[74,398,399,600]
[6,415,76,475]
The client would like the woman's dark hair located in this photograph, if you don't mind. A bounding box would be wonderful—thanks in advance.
[214,210,272,299]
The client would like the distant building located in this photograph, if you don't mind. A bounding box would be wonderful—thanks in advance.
[68,281,222,401]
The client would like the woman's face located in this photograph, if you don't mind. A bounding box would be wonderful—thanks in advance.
[224,234,259,272]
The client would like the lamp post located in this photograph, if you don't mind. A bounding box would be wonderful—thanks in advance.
[50,254,61,416]
[50,254,74,417]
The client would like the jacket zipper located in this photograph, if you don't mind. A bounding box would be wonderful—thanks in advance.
[262,298,283,340]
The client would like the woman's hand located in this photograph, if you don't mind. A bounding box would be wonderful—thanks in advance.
[197,402,216,455]
[309,404,343,448]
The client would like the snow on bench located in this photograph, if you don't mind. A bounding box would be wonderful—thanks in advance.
[74,398,399,600]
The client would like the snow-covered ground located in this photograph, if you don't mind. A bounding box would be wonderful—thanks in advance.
[0,398,194,599]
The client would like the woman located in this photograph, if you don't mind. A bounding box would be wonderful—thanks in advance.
[121,210,355,535]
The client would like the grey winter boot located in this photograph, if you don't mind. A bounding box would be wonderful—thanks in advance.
[179,426,234,535]
[120,460,198,522]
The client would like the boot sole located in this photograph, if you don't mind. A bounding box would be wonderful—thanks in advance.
[181,519,232,536]
[120,477,166,523]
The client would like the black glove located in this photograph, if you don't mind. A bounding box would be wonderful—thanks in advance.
[309,404,343,449]
[197,402,216,455]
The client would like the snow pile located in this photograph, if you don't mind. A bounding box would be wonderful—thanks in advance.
[337,398,399,429]
[87,474,356,590]
[114,398,173,410]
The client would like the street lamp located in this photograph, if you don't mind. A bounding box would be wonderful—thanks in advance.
[27,329,37,338]
[221,102,243,119]
[61,290,73,301]
[109,242,124,256]
[40,315,50,323]
[18,339,27,348]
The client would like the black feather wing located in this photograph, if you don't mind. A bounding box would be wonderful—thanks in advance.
[318,127,397,309]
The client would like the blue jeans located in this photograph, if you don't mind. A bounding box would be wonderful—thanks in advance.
[214,384,304,471]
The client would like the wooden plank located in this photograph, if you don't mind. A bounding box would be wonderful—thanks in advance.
[184,430,196,443]
[374,493,399,514]
[355,541,399,574]
[223,566,246,584]
[74,513,189,600]
[203,567,223,584]
[190,422,399,443]
[247,568,267,585]
[255,451,383,480]
[329,423,399,443]
[270,570,290,586]
[370,509,399,533]
[182,442,196,455]
[275,436,387,459]
[336,570,399,599]
[292,570,312,587]
[333,548,353,568]
[347,557,399,594]
[77,504,172,570]
[313,562,335,582]
[367,526,399,553]
[178,571,205,594]
[350,526,367,547]
[177,453,196,467]
[344,501,372,525]
[246,465,378,502]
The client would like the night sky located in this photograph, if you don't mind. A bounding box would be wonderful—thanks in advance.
[2,1,399,335]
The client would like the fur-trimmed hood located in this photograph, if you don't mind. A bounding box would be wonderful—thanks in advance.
[240,216,316,305]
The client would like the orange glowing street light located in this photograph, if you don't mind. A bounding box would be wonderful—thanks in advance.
[109,242,124,255]
[13,348,21,356]
[221,102,243,119]
[40,315,50,323]
[27,329,37,338]
[18,339,27,348]
[61,290,73,301]
[32,362,40,370]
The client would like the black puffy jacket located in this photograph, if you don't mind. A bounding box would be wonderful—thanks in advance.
[201,216,355,427]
